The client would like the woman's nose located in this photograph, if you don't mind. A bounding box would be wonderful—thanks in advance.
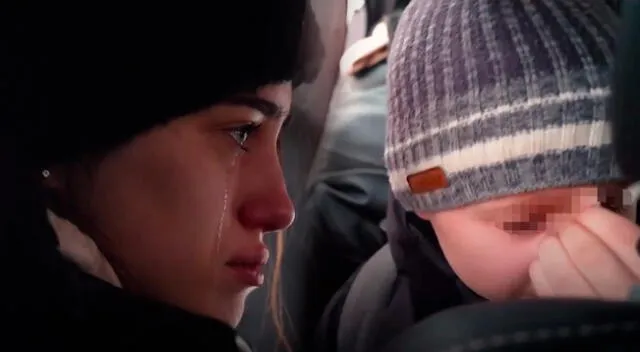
[237,162,295,233]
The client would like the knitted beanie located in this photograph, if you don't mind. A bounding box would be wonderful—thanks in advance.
[385,0,623,213]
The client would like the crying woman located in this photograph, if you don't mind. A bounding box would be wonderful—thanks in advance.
[0,2,314,351]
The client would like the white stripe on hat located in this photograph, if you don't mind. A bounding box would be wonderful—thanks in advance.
[385,87,610,156]
[388,120,612,193]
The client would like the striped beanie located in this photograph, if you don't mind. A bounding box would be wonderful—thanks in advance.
[385,0,623,213]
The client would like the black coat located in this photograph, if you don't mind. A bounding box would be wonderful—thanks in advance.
[314,197,485,352]
[2,212,241,351]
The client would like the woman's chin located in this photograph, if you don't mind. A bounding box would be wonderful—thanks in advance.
[214,293,251,327]
[206,306,244,328]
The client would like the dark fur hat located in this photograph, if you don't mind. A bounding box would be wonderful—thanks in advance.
[0,2,318,169]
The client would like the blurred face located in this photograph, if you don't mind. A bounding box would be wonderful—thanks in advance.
[51,83,295,326]
[419,187,604,301]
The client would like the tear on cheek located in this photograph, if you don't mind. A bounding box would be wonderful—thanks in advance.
[212,151,243,274]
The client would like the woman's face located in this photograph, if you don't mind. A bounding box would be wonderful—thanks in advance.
[58,83,295,326]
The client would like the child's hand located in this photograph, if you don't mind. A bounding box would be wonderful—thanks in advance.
[529,207,640,300]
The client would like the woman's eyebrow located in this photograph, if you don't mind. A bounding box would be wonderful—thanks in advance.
[221,95,289,120]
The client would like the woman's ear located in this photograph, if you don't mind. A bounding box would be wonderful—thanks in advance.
[41,165,67,191]
[41,164,78,221]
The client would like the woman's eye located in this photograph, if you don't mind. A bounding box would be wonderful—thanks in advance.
[225,123,259,151]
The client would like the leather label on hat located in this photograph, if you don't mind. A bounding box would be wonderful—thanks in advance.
[407,167,448,194]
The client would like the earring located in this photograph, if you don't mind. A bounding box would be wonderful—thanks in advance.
[42,169,51,179]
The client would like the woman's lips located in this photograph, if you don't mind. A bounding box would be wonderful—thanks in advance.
[226,262,265,286]
[226,247,269,287]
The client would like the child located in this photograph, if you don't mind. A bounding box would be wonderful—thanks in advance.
[386,0,639,313]
[317,0,640,351]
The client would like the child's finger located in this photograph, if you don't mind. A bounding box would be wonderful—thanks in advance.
[576,207,640,279]
[559,220,637,300]
[535,237,597,298]
[529,259,553,297]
